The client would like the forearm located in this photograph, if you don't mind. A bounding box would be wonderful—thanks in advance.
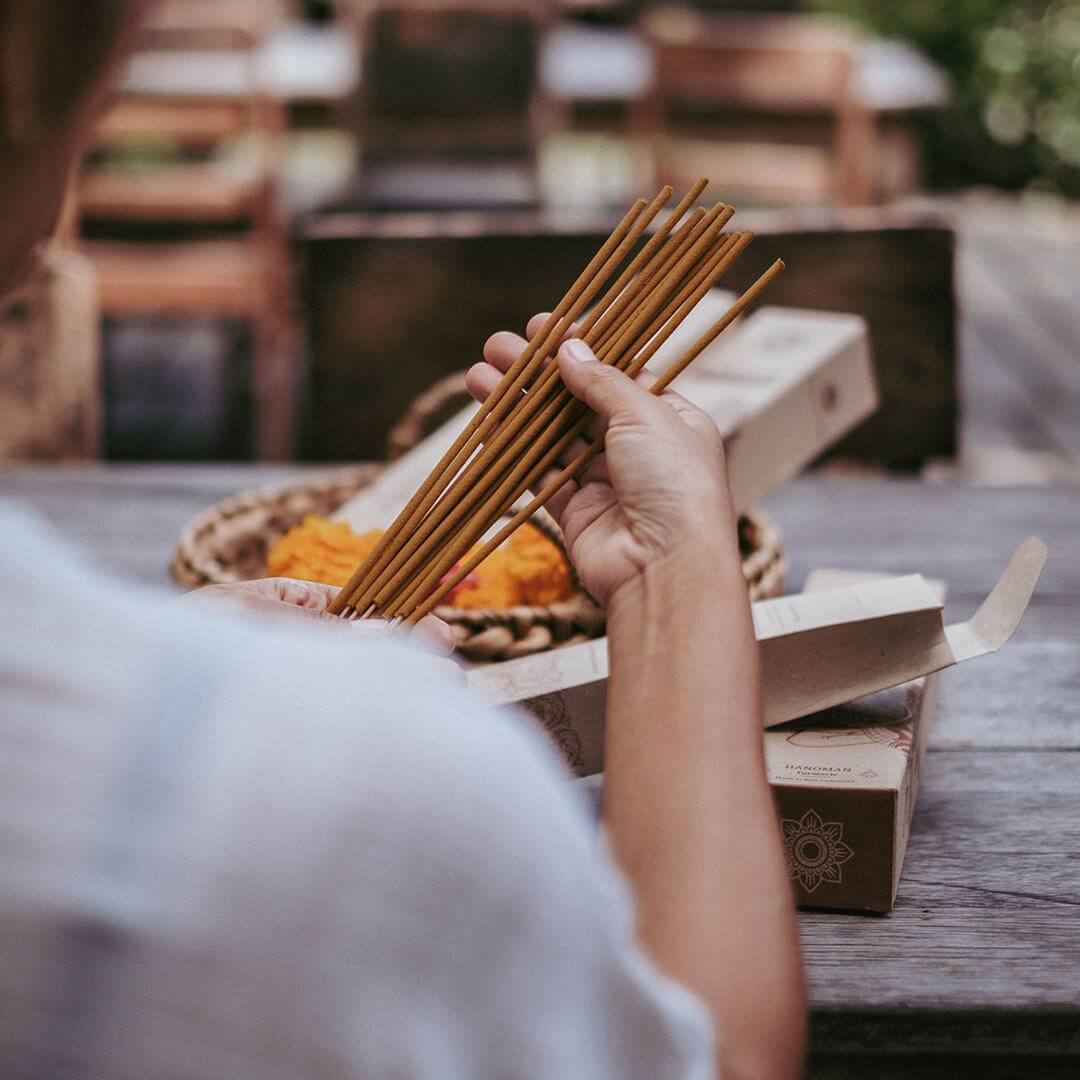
[603,523,805,1080]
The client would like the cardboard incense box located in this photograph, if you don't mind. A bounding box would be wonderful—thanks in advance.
[766,569,943,913]
[767,674,938,913]
[647,297,878,513]
[469,540,1047,911]
[469,538,1045,764]
[334,300,877,530]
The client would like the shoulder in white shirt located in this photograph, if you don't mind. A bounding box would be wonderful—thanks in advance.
[0,505,714,1080]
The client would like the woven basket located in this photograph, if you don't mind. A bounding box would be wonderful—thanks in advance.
[171,379,787,662]
[170,466,786,661]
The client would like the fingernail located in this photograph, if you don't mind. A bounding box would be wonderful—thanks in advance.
[562,339,595,364]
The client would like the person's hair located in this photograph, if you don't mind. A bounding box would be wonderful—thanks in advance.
[0,0,146,296]
[0,0,146,144]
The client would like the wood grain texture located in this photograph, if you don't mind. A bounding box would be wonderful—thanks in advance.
[959,230,1080,456]
[0,464,304,584]
[0,466,1077,1057]
[801,751,1080,1010]
[807,1049,1080,1079]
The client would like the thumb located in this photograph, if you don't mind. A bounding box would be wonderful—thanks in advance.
[557,339,655,427]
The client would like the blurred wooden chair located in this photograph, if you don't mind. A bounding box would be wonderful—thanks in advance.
[633,8,874,207]
[346,0,555,210]
[79,0,295,458]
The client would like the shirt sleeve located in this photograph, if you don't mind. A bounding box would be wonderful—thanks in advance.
[318,671,720,1080]
[166,626,718,1080]
[0,506,715,1080]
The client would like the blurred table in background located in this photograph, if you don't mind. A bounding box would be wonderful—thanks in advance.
[542,9,948,209]
[1,463,1076,1078]
[298,204,956,469]
[346,0,552,212]
[51,4,952,466]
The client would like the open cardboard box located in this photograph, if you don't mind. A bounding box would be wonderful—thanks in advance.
[470,539,1047,912]
[767,569,942,913]
[469,538,1046,754]
[327,285,1047,910]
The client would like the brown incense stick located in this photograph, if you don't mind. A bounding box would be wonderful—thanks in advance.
[367,218,737,612]
[328,195,655,615]
[403,259,785,624]
[387,236,759,619]
[357,197,722,613]
[328,182,785,629]
[591,202,733,353]
[339,186,734,615]
[334,194,667,615]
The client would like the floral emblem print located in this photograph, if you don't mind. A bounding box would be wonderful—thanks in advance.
[781,809,854,893]
[529,693,584,769]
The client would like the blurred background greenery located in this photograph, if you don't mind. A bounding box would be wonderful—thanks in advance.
[813,0,1080,196]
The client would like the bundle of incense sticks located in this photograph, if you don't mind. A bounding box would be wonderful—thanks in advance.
[328,179,784,626]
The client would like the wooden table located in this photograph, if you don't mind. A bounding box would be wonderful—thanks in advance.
[1,465,1077,1077]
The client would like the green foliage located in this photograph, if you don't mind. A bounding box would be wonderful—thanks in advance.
[813,0,1080,194]
[816,0,1011,74]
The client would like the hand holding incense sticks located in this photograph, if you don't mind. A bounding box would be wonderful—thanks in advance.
[328,181,784,624]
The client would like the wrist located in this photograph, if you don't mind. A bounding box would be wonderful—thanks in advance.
[607,511,745,622]
[605,513,763,747]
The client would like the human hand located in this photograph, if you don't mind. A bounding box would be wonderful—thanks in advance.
[183,578,457,656]
[467,315,740,609]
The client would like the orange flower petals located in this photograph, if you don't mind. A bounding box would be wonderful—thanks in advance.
[266,517,575,609]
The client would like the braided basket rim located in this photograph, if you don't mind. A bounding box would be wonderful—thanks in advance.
[170,466,787,661]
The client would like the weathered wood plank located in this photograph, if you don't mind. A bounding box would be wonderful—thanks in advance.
[0,464,310,585]
[764,479,1080,752]
[961,314,1065,454]
[764,477,1080,613]
[302,213,957,468]
[934,640,1080,749]
[967,230,1080,375]
[724,221,957,469]
[4,468,1076,597]
[809,1007,1080,1059]
[959,242,1080,455]
[808,1046,1080,1077]
[800,750,1080,1014]
[0,465,1078,1057]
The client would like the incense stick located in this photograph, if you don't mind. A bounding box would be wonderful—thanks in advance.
[402,259,785,624]
[368,218,737,613]
[327,195,656,614]
[381,239,761,619]
[357,196,723,613]
[328,182,785,625]
[338,189,680,615]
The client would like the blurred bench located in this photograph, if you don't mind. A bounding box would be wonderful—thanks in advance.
[299,205,954,470]
[343,0,557,212]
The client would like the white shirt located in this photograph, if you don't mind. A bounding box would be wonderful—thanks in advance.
[0,506,714,1079]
